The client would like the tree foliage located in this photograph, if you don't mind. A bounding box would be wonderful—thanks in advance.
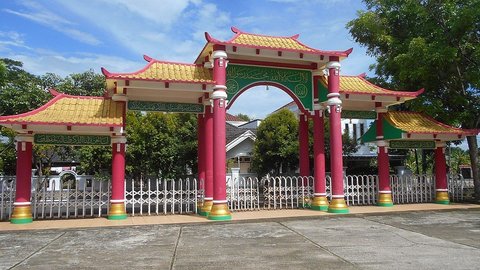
[235,113,251,121]
[252,109,299,176]
[347,0,480,199]
[126,111,198,179]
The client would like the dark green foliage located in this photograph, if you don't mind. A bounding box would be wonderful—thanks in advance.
[235,113,251,121]
[252,109,299,176]
[126,112,198,179]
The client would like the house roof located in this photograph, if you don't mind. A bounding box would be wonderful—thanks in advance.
[226,113,244,122]
[102,55,214,84]
[226,122,257,144]
[0,90,124,127]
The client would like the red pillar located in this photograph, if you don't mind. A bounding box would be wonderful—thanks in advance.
[376,105,393,206]
[299,114,310,177]
[197,113,206,211]
[326,57,348,213]
[10,135,33,224]
[434,143,450,204]
[208,45,231,220]
[311,107,328,211]
[108,137,127,220]
[200,102,214,215]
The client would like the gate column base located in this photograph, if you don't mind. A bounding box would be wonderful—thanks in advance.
[207,203,231,220]
[328,198,349,214]
[435,190,450,205]
[10,205,33,224]
[199,200,213,216]
[378,192,394,207]
[311,196,329,211]
[108,202,127,220]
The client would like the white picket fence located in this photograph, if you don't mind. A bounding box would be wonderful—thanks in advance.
[0,173,472,221]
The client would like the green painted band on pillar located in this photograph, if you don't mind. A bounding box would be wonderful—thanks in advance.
[311,205,329,211]
[207,215,232,221]
[378,202,394,207]
[10,217,33,224]
[328,208,349,214]
[107,214,128,220]
[435,200,450,205]
[198,210,210,216]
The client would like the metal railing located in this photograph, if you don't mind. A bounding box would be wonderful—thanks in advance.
[390,174,435,204]
[0,173,471,221]
[32,177,110,219]
[125,178,198,216]
[227,177,260,211]
[344,175,378,206]
[261,176,313,209]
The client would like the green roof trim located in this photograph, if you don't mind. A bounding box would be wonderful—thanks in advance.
[383,118,403,140]
[361,122,377,143]
[361,118,404,143]
[318,79,328,103]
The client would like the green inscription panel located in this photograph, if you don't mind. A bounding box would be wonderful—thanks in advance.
[389,140,436,149]
[128,101,204,113]
[226,64,313,110]
[325,110,377,119]
[34,134,111,146]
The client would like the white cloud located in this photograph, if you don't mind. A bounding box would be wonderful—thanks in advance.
[8,49,144,77]
[0,31,31,51]
[3,1,101,45]
[99,0,192,26]
[51,0,231,62]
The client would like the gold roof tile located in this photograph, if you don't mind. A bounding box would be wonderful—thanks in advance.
[385,112,464,134]
[232,33,315,52]
[103,61,214,84]
[320,76,422,97]
[0,93,124,127]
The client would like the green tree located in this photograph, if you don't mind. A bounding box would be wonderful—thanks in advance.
[235,113,251,121]
[252,109,299,176]
[0,59,50,115]
[43,69,105,96]
[126,111,197,179]
[347,0,480,199]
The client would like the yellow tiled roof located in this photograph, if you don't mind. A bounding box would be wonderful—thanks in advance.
[231,33,315,52]
[320,76,421,97]
[103,61,214,83]
[385,112,464,134]
[0,94,124,126]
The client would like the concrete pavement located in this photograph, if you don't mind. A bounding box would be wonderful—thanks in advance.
[1,206,480,269]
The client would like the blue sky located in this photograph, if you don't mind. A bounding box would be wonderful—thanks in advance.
[0,0,375,118]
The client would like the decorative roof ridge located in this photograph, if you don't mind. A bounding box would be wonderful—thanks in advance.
[102,58,205,79]
[229,26,301,41]
[386,111,478,135]
[205,26,353,57]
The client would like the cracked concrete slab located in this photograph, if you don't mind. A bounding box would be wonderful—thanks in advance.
[0,210,479,270]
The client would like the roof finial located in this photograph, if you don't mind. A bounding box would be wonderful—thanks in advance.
[143,55,154,62]
[231,26,241,34]
[48,88,61,96]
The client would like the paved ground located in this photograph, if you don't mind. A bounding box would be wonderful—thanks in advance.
[1,208,480,269]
